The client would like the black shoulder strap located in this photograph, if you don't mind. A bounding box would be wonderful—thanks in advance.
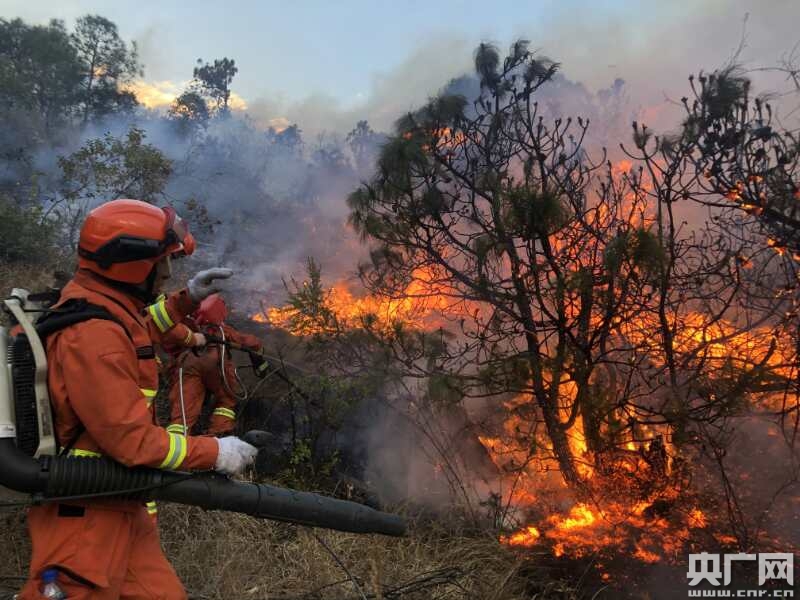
[35,299,135,456]
[36,298,133,342]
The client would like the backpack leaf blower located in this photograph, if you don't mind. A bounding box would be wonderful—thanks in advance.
[0,289,405,537]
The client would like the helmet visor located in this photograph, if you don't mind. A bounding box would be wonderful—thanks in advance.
[162,207,194,257]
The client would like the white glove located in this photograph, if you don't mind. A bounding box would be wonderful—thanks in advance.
[188,268,234,302]
[192,333,207,347]
[215,436,258,476]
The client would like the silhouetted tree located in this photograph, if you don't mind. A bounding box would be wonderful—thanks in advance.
[71,14,141,122]
[346,120,383,174]
[168,90,210,135]
[193,57,238,113]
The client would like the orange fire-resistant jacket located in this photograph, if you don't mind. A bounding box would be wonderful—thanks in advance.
[47,270,219,476]
[148,315,198,358]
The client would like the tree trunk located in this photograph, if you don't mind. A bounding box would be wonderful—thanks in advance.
[537,390,582,487]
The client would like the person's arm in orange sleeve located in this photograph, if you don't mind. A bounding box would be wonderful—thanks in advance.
[55,321,218,471]
[145,289,196,336]
[222,324,262,351]
[154,321,200,349]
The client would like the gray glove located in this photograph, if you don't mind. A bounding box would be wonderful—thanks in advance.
[215,436,258,475]
[188,268,233,302]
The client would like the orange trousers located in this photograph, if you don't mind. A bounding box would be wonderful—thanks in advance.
[19,503,185,599]
[169,348,240,436]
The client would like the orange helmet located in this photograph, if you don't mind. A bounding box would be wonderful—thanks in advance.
[78,199,195,284]
[194,293,227,326]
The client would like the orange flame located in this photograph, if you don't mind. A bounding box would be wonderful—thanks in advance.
[500,526,541,547]
[253,266,465,334]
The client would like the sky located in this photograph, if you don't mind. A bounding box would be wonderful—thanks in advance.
[1,0,798,132]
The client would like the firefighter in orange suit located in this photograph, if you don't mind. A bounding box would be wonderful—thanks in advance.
[19,199,258,600]
[147,305,207,385]
[152,317,206,358]
[168,294,262,437]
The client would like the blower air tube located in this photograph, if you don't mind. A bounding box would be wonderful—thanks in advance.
[0,439,406,537]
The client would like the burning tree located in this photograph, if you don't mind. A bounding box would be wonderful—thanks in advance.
[678,68,800,254]
[347,41,667,490]
[338,40,799,558]
[620,68,800,548]
[252,42,799,565]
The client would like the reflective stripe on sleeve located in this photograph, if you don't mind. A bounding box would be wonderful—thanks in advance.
[212,407,236,420]
[183,329,194,345]
[145,500,158,515]
[166,423,187,435]
[147,298,175,333]
[159,431,187,470]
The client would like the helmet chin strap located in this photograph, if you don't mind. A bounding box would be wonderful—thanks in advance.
[140,267,160,303]
[91,268,159,305]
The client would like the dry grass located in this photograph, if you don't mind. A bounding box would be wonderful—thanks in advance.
[161,504,535,599]
[0,502,583,600]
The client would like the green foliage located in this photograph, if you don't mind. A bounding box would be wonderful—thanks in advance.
[0,18,83,128]
[428,373,463,404]
[346,119,383,172]
[192,57,238,112]
[472,233,500,263]
[376,134,429,198]
[503,184,571,240]
[288,439,312,467]
[168,91,210,134]
[71,14,141,121]
[523,56,560,85]
[59,127,172,203]
[565,267,593,293]
[474,42,501,90]
[367,244,404,272]
[421,185,446,216]
[477,355,531,394]
[280,258,343,335]
[698,67,749,121]
[603,227,665,277]
[276,373,371,489]
[0,195,57,263]
[422,94,468,126]
[630,228,665,272]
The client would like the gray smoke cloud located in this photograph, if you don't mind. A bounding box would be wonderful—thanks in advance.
[239,1,799,138]
[246,36,473,135]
